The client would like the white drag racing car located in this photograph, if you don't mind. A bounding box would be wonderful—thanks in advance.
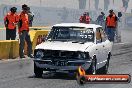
[33,23,113,77]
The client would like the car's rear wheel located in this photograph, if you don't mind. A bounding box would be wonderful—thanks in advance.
[100,53,111,74]
[92,56,97,74]
[34,62,43,78]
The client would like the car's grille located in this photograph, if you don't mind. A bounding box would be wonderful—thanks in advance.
[34,49,89,60]
[43,50,79,59]
[34,49,90,66]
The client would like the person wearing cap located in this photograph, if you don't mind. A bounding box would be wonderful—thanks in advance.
[18,4,33,58]
[79,12,91,24]
[106,10,118,42]
[27,7,34,27]
[96,12,106,28]
[4,7,18,40]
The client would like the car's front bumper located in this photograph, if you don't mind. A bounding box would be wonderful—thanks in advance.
[34,59,91,72]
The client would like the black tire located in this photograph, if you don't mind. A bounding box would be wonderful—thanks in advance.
[100,53,111,74]
[34,62,43,78]
[76,73,86,85]
[87,56,97,74]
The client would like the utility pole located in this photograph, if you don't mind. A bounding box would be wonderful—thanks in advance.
[89,0,90,10]
[113,0,114,5]
[40,0,42,7]
[78,0,87,9]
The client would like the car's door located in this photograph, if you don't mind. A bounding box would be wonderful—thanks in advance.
[95,28,104,69]
[99,28,109,62]
[96,27,110,68]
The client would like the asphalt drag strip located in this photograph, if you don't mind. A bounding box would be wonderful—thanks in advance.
[0,43,132,88]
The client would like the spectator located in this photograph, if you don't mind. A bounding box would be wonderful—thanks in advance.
[96,12,106,27]
[4,7,18,40]
[79,12,91,24]
[27,7,34,27]
[18,4,33,58]
[106,10,118,42]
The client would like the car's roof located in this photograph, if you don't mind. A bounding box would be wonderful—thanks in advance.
[53,23,102,29]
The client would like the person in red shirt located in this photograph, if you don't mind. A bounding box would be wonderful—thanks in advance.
[79,12,90,24]
[18,4,33,58]
[4,7,18,40]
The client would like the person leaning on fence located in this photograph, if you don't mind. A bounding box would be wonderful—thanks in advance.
[106,10,118,42]
[4,7,18,40]
[18,4,33,58]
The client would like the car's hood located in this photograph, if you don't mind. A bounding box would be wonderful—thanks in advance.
[35,41,94,51]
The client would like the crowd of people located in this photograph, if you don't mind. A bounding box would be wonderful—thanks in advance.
[3,3,122,58]
[79,10,120,42]
[4,4,34,58]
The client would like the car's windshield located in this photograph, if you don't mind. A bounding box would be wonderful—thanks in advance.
[47,26,94,42]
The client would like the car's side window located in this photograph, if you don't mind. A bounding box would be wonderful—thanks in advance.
[96,27,107,43]
[99,28,107,42]
[96,28,102,43]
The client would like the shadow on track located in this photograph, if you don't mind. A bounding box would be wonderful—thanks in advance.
[28,71,76,80]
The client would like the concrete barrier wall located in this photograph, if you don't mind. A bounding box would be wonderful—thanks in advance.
[0,40,19,59]
[0,29,50,59]
[24,30,49,54]
[0,40,11,59]
[30,30,49,51]
[0,26,50,40]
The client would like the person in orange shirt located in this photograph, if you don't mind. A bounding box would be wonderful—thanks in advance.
[4,7,18,40]
[18,4,33,58]
[106,10,118,42]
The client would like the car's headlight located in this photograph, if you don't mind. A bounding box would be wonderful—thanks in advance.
[35,50,44,59]
[76,52,90,60]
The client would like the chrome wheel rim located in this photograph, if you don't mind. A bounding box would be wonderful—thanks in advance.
[92,65,96,74]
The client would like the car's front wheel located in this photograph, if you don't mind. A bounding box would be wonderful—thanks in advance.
[34,62,43,78]
[76,72,86,85]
